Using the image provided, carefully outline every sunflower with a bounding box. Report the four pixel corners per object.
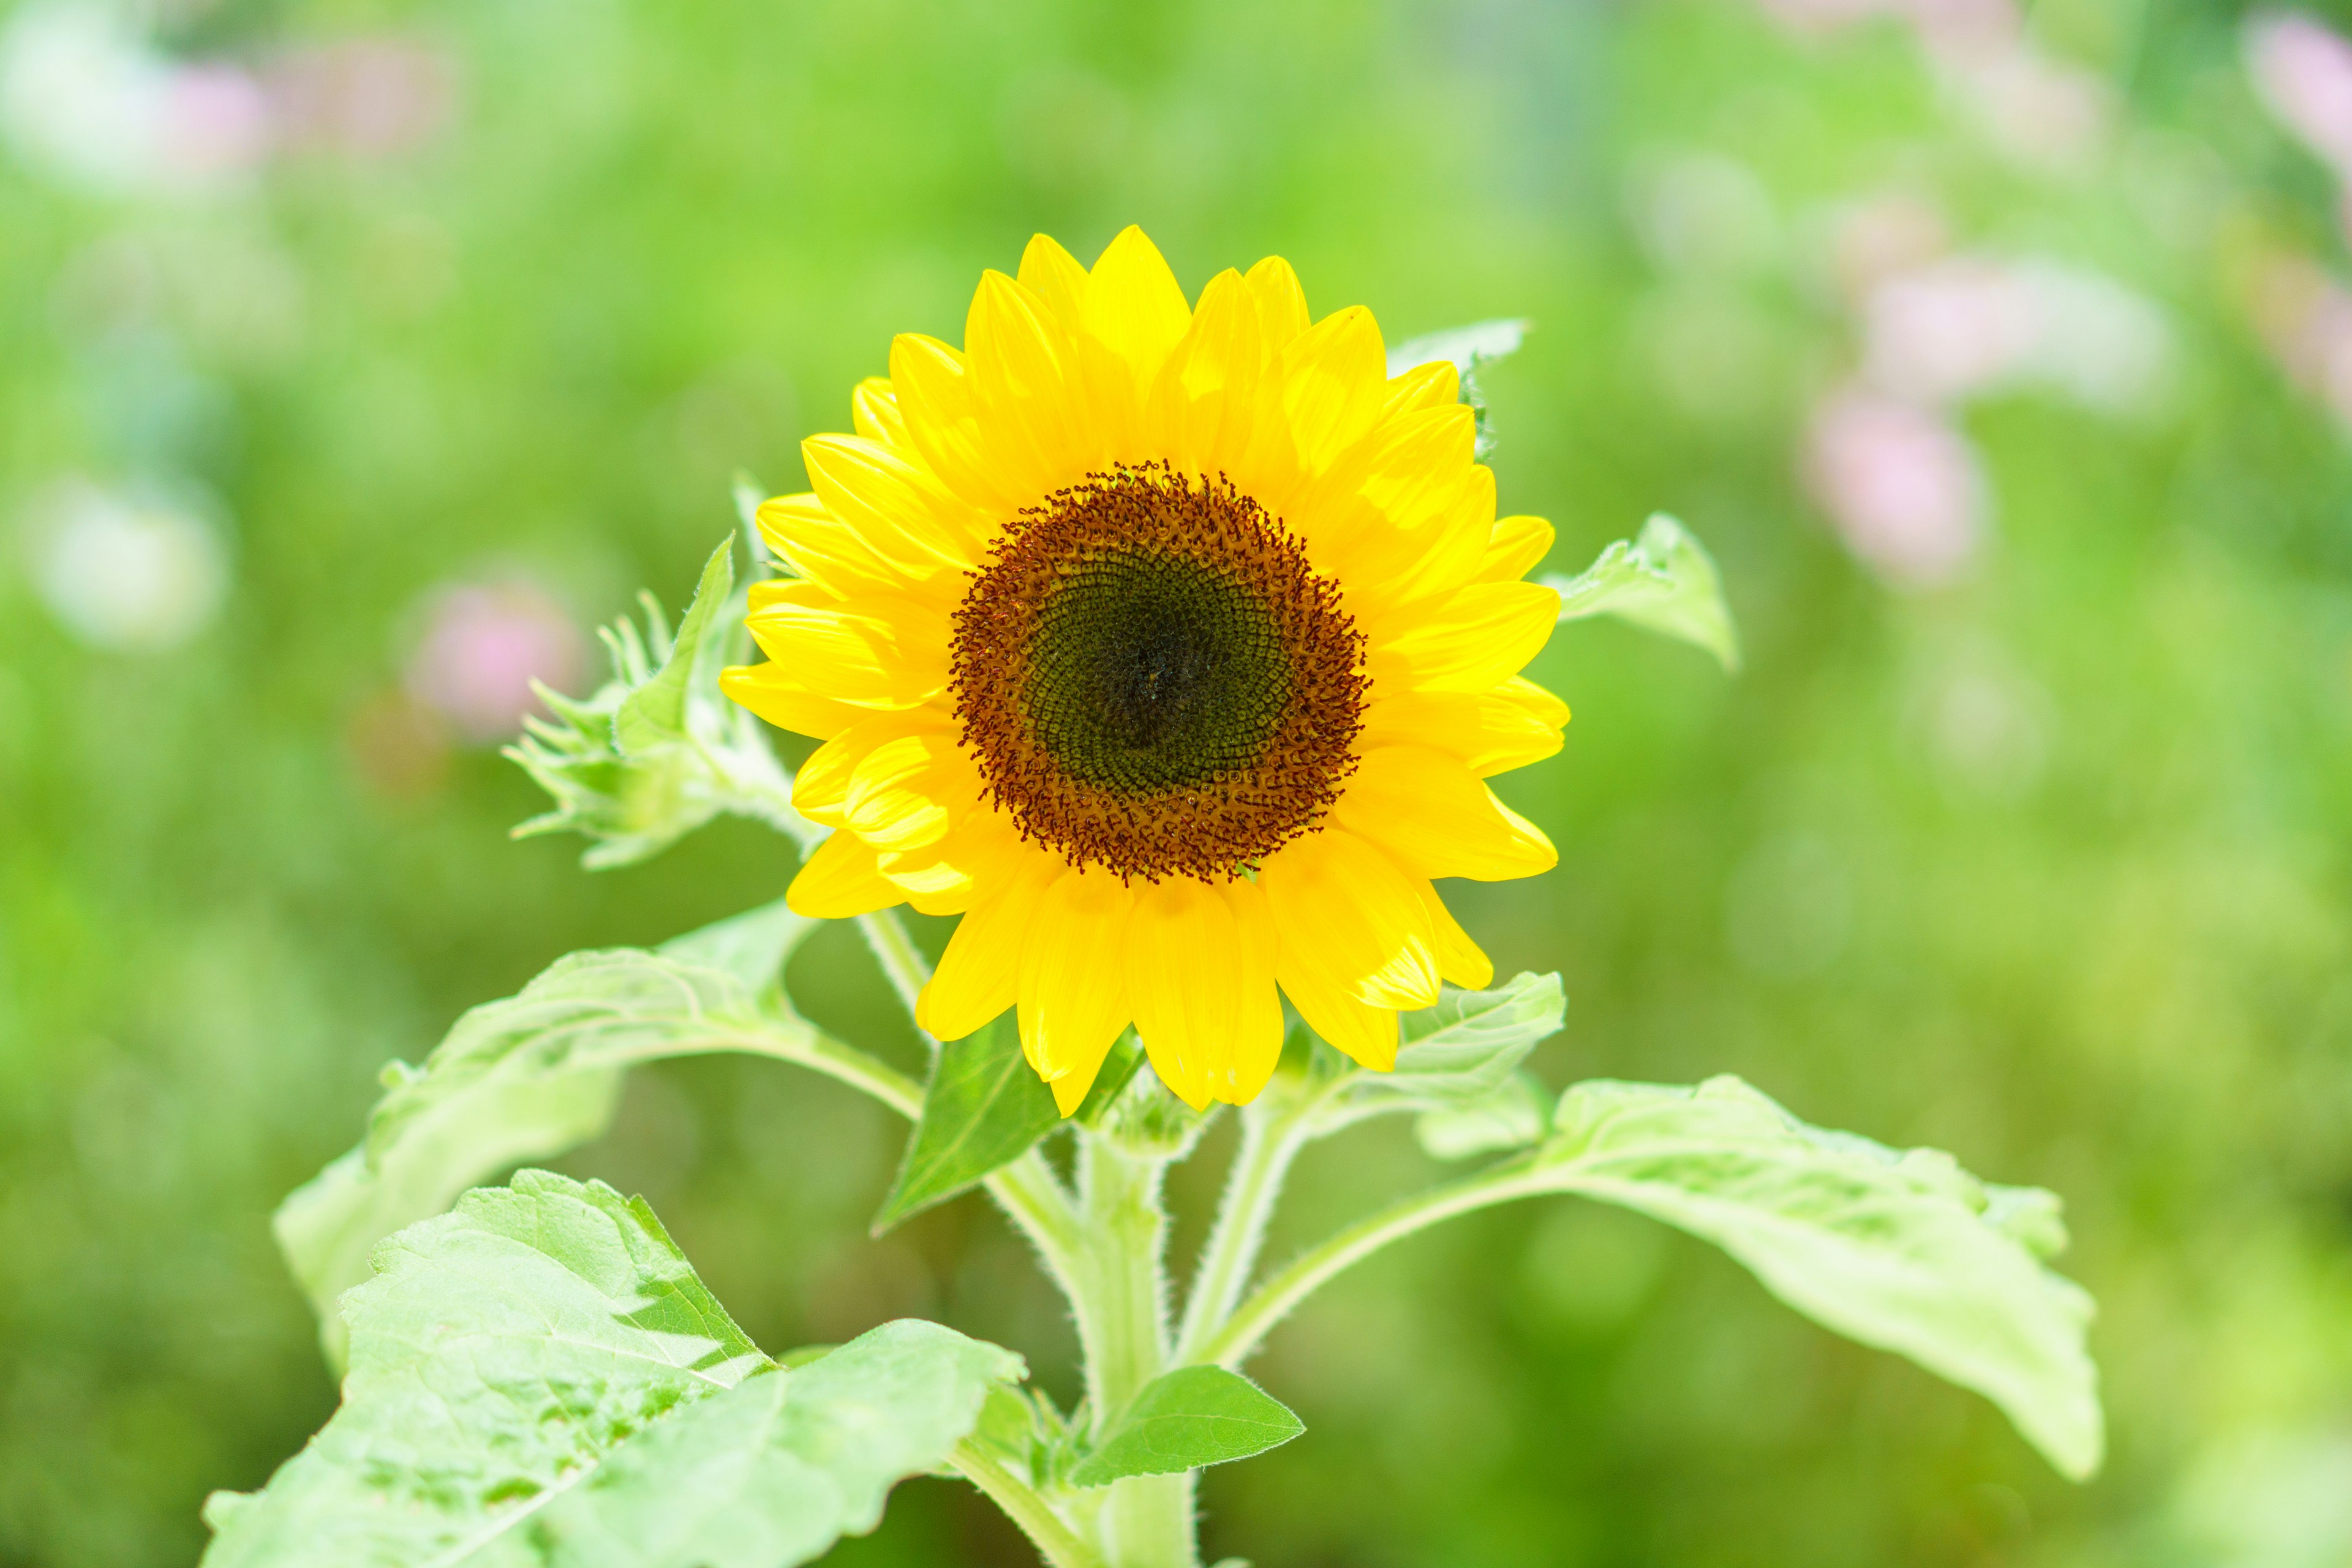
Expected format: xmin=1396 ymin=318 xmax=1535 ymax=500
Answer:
xmin=722 ymin=228 xmax=1567 ymax=1114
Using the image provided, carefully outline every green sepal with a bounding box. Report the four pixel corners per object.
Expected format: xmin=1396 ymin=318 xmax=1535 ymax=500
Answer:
xmin=1068 ymin=1366 xmax=1303 ymax=1487
xmin=1313 ymin=973 xmax=1566 ymax=1134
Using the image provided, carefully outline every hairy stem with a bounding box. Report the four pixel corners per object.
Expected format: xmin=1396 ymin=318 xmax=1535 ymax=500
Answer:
xmin=952 ymin=1440 xmax=1101 ymax=1568
xmin=1076 ymin=1135 xmax=1197 ymax=1568
xmin=1195 ymin=1154 xmax=1547 ymax=1370
xmin=1172 ymin=1094 xmax=1314 ymax=1363
xmin=858 ymin=907 xmax=941 ymax=1052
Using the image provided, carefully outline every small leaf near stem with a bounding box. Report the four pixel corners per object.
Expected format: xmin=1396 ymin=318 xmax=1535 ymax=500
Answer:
xmin=1069 ymin=1366 xmax=1302 ymax=1487
xmin=1542 ymin=513 xmax=1741 ymax=672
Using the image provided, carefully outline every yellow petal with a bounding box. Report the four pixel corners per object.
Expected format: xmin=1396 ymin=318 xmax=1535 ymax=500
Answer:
xmin=1369 ymin=578 xmax=1559 ymax=693
xmin=1128 ymin=876 xmax=1244 ymax=1111
xmin=1279 ymin=304 xmax=1390 ymax=478
xmin=1382 ymin=360 xmax=1460 ymax=418
xmin=1018 ymin=233 xmax=1091 ymax=331
xmin=1258 ymin=828 xmax=1441 ymax=1009
xmin=1084 ymin=225 xmax=1193 ymax=389
xmin=1406 ymin=869 xmax=1492 ymax=989
xmin=882 ymin=812 xmax=1030 ymax=916
xmin=888 ymin=333 xmax=1031 ymax=518
xmin=1474 ymin=514 xmax=1554 ymax=583
xmin=1275 ymin=952 xmax=1399 ymax=1071
xmin=1018 ymin=863 xmax=1134 ymax=1112
xmin=967 ymin=269 xmax=1095 ymax=495
xmin=753 ymin=492 xmax=953 ymax=603
xmin=791 ymin=711 xmax=913 ymax=827
xmin=843 ymin=728 xmax=981 ymax=852
xmin=745 ymin=591 xmax=948 ymax=709
xmin=1244 ymin=255 xmax=1310 ymax=349
xmin=1149 ymin=268 xmax=1272 ymax=475
xmin=720 ymin=663 xmax=867 ymax=741
xmin=1336 ymin=745 xmax=1559 ymax=882
xmin=786 ymin=829 xmax=903 ymax=919
xmin=802 ymin=433 xmax=989 ymax=571
xmin=851 ymin=378 xmax=910 ymax=450
xmin=1218 ymin=876 xmax=1286 ymax=1104
xmin=918 ymin=845 xmax=1060 ymax=1039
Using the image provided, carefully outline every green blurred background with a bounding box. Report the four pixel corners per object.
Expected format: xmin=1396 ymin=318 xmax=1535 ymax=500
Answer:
xmin=7 ymin=0 xmax=2352 ymax=1562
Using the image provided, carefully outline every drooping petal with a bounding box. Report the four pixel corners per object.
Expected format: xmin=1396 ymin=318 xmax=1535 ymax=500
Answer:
xmin=1275 ymin=951 xmax=1400 ymax=1071
xmin=1218 ymin=876 xmax=1286 ymax=1103
xmin=1336 ymin=745 xmax=1559 ymax=882
xmin=881 ymin=811 xmax=1030 ymax=916
xmin=1128 ymin=875 xmax=1245 ymax=1110
xmin=1018 ymin=863 xmax=1135 ymax=1113
xmin=918 ymin=845 xmax=1060 ymax=1039
xmin=843 ymin=728 xmax=983 ymax=852
xmin=1257 ymin=827 xmax=1441 ymax=1009
xmin=786 ymin=829 xmax=903 ymax=919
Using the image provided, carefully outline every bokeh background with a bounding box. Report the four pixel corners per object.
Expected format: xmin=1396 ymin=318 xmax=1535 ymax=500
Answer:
xmin=7 ymin=0 xmax=2352 ymax=1562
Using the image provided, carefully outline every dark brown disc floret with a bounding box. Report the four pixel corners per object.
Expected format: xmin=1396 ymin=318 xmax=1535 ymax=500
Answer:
xmin=949 ymin=463 xmax=1368 ymax=883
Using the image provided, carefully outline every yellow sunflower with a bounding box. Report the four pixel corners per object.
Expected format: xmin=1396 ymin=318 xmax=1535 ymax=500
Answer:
xmin=722 ymin=227 xmax=1567 ymax=1114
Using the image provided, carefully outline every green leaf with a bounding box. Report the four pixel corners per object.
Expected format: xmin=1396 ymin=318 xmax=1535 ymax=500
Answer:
xmin=1385 ymin=317 xmax=1530 ymax=459
xmin=615 ymin=538 xmax=733 ymax=755
xmin=1315 ymin=973 xmax=1565 ymax=1131
xmin=206 ymin=1170 xmax=770 ymax=1566
xmin=209 ymin=1174 xmax=1024 ymax=1567
xmin=1415 ymin=1071 xmax=1548 ymax=1160
xmin=1544 ymin=513 xmax=1741 ymax=671
xmin=1530 ymin=1076 xmax=2101 ymax=1478
xmin=1068 ymin=1366 xmax=1303 ymax=1487
xmin=508 ymin=535 xmax=811 ymax=869
xmin=276 ymin=901 xmax=821 ymax=1365
xmin=527 ymin=1320 xmax=1025 ymax=1567
xmin=872 ymin=1018 xmax=1144 ymax=1232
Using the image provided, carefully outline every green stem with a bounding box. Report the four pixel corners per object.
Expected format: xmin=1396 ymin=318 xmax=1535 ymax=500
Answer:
xmin=952 ymin=1440 xmax=1100 ymax=1568
xmin=1172 ymin=1095 xmax=1313 ymax=1363
xmin=1077 ymin=1134 xmax=1197 ymax=1568
xmin=858 ymin=908 xmax=942 ymax=1055
xmin=1194 ymin=1154 xmax=1547 ymax=1370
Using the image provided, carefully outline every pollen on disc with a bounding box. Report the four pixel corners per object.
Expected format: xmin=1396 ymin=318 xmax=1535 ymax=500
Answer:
xmin=950 ymin=463 xmax=1368 ymax=883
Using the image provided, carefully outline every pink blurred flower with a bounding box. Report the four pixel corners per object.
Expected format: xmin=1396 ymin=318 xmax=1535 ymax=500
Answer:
xmin=2244 ymin=250 xmax=2352 ymax=426
xmin=266 ymin=39 xmax=453 ymax=159
xmin=160 ymin=63 xmax=271 ymax=178
xmin=1804 ymin=389 xmax=1987 ymax=589
xmin=402 ymin=581 xmax=582 ymax=745
xmin=2245 ymin=12 xmax=2352 ymax=178
xmin=1860 ymin=256 xmax=2169 ymax=411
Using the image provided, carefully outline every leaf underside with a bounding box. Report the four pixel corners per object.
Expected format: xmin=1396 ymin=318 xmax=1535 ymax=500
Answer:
xmin=1532 ymin=1076 xmax=2102 ymax=1478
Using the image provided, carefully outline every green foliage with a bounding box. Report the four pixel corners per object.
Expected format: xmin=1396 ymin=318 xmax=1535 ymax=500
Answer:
xmin=873 ymin=1022 xmax=1144 ymax=1232
xmin=518 ymin=1321 xmax=1024 ymax=1568
xmin=1546 ymin=514 xmax=1741 ymax=671
xmin=1530 ymin=1076 xmax=2100 ymax=1479
xmin=1068 ymin=1368 xmax=1303 ymax=1487
xmin=1312 ymin=973 xmax=1566 ymax=1131
xmin=206 ymin=1171 xmax=772 ymax=1565
xmin=211 ymin=1174 xmax=1019 ymax=1567
xmin=1412 ymin=1071 xmax=1548 ymax=1160
xmin=275 ymin=901 xmax=821 ymax=1364
xmin=508 ymin=538 xmax=807 ymax=869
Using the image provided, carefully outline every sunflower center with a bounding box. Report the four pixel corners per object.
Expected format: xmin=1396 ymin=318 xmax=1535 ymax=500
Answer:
xmin=951 ymin=464 xmax=1367 ymax=882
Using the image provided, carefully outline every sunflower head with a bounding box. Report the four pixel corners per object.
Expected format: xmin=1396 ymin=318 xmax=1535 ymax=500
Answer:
xmin=723 ymin=227 xmax=1567 ymax=1114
